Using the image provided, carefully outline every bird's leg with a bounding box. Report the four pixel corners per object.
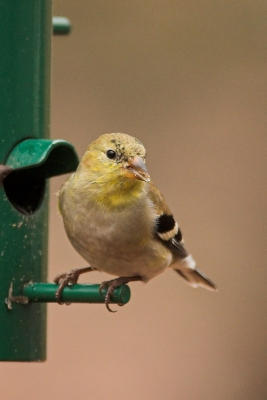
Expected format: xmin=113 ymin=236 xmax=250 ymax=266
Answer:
xmin=54 ymin=266 xmax=95 ymax=304
xmin=99 ymin=275 xmax=142 ymax=312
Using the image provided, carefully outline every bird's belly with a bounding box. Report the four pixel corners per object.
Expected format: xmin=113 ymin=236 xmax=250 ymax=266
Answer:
xmin=64 ymin=205 xmax=171 ymax=281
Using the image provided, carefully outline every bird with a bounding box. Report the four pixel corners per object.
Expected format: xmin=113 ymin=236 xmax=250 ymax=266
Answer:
xmin=54 ymin=132 xmax=216 ymax=311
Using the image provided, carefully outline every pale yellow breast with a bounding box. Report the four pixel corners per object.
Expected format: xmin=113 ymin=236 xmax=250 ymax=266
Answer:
xmin=59 ymin=176 xmax=172 ymax=280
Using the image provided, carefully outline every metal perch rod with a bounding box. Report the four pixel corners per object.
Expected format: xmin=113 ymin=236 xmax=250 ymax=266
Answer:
xmin=22 ymin=282 xmax=131 ymax=305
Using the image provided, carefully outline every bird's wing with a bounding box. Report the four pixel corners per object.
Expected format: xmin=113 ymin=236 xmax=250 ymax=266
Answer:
xmin=148 ymin=183 xmax=217 ymax=291
xmin=148 ymin=183 xmax=188 ymax=259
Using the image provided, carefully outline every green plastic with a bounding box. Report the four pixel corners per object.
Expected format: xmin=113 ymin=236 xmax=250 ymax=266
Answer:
xmin=53 ymin=16 xmax=71 ymax=35
xmin=6 ymin=139 xmax=79 ymax=177
xmin=22 ymin=283 xmax=131 ymax=304
xmin=0 ymin=0 xmax=53 ymax=362
xmin=3 ymin=139 xmax=79 ymax=215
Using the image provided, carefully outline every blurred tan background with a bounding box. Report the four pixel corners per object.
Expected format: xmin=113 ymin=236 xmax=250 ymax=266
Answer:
xmin=1 ymin=1 xmax=266 ymax=399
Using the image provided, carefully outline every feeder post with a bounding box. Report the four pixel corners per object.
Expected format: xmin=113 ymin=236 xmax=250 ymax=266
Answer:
xmin=0 ymin=0 xmax=52 ymax=361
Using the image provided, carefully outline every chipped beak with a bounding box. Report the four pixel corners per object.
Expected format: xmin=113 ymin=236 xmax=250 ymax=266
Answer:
xmin=124 ymin=156 xmax=150 ymax=182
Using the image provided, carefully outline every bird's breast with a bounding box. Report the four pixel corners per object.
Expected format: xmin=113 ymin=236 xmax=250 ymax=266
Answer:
xmin=59 ymin=184 xmax=172 ymax=280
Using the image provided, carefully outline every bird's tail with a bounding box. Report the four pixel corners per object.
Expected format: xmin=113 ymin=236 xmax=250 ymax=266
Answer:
xmin=174 ymin=255 xmax=217 ymax=291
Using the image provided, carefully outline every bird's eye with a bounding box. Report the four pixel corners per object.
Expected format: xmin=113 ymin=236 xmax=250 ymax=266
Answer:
xmin=106 ymin=149 xmax=116 ymax=159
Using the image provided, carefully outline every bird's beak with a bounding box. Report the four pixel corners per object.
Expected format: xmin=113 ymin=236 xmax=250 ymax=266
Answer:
xmin=124 ymin=156 xmax=150 ymax=182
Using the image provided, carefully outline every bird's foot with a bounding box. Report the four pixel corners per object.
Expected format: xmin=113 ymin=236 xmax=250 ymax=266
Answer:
xmin=99 ymin=275 xmax=142 ymax=313
xmin=54 ymin=266 xmax=94 ymax=304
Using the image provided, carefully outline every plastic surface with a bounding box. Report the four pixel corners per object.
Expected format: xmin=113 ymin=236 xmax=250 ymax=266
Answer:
xmin=6 ymin=139 xmax=79 ymax=177
xmin=0 ymin=0 xmax=52 ymax=361
xmin=3 ymin=139 xmax=79 ymax=214
xmin=53 ymin=16 xmax=71 ymax=35
xmin=23 ymin=283 xmax=131 ymax=305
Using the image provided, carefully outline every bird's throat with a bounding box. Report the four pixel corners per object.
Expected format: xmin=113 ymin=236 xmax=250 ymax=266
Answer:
xmin=93 ymin=177 xmax=145 ymax=210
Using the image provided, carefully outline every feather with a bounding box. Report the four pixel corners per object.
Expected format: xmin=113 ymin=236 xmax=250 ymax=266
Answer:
xmin=175 ymin=267 xmax=217 ymax=291
xmin=148 ymin=183 xmax=187 ymax=258
xmin=148 ymin=183 xmax=216 ymax=290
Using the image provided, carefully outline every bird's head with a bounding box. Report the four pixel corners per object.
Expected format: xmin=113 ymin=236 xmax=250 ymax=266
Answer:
xmin=79 ymin=133 xmax=150 ymax=185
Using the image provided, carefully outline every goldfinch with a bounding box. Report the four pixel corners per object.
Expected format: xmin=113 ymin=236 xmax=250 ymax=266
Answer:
xmin=55 ymin=133 xmax=216 ymax=311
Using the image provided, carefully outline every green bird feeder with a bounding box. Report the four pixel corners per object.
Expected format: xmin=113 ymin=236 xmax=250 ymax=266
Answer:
xmin=0 ymin=0 xmax=130 ymax=362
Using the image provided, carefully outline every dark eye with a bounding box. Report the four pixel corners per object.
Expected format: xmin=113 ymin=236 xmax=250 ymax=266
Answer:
xmin=106 ymin=149 xmax=116 ymax=159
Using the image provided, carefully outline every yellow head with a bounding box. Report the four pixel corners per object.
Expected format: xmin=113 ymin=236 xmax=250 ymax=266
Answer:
xmin=77 ymin=133 xmax=150 ymax=208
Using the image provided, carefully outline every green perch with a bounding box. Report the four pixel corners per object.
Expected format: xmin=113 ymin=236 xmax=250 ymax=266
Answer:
xmin=52 ymin=16 xmax=71 ymax=35
xmin=21 ymin=282 xmax=131 ymax=305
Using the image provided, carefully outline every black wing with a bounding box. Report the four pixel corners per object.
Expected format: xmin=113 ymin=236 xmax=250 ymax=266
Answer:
xmin=155 ymin=213 xmax=188 ymax=259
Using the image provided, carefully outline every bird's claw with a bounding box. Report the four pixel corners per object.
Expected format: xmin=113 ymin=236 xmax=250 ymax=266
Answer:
xmin=54 ymin=269 xmax=80 ymax=304
xmin=100 ymin=278 xmax=133 ymax=312
xmin=99 ymin=280 xmax=119 ymax=312
xmin=54 ymin=266 xmax=94 ymax=304
xmin=99 ymin=276 xmax=142 ymax=312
